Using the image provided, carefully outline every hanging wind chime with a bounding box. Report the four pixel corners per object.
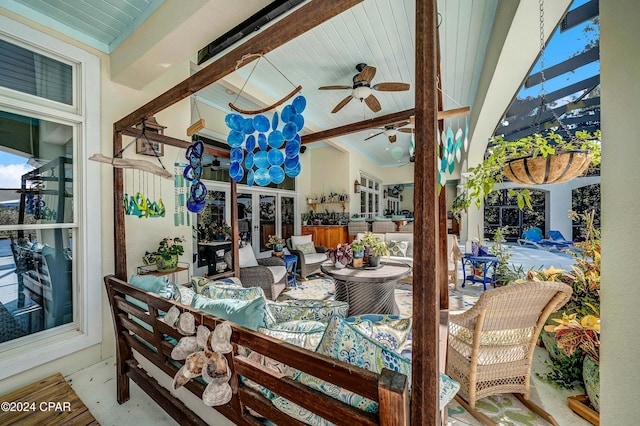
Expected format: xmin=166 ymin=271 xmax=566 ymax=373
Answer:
xmin=223 ymin=53 xmax=306 ymax=186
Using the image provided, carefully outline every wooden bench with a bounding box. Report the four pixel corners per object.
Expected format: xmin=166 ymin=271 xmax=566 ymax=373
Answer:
xmin=105 ymin=275 xmax=410 ymax=426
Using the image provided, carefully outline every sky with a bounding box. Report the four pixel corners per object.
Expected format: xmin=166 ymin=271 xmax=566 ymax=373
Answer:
xmin=0 ymin=151 xmax=31 ymax=185
xmin=517 ymin=0 xmax=599 ymax=102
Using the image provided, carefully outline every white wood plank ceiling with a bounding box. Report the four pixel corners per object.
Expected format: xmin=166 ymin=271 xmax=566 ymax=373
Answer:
xmin=199 ymin=0 xmax=499 ymax=167
xmin=3 ymin=0 xmax=499 ymax=167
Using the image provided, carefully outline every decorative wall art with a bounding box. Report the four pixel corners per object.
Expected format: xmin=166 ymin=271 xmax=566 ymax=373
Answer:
xmin=184 ymin=140 xmax=207 ymax=213
xmin=437 ymin=116 xmax=469 ymax=191
xmin=123 ymin=169 xmax=166 ymax=218
xmin=174 ymin=162 xmax=191 ymax=226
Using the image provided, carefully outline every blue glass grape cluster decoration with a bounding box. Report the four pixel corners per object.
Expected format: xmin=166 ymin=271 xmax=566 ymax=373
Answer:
xmin=225 ymin=95 xmax=306 ymax=186
xmin=184 ymin=140 xmax=208 ymax=213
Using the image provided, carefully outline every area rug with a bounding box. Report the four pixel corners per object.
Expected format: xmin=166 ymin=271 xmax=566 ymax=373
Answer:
xmin=279 ymin=275 xmax=567 ymax=426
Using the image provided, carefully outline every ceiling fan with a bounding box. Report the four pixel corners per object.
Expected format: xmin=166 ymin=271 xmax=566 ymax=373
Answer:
xmin=319 ymin=63 xmax=410 ymax=114
xmin=201 ymin=154 xmax=230 ymax=171
xmin=365 ymin=121 xmax=413 ymax=143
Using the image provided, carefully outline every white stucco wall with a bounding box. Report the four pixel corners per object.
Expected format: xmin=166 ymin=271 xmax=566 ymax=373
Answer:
xmin=600 ymin=0 xmax=640 ymax=422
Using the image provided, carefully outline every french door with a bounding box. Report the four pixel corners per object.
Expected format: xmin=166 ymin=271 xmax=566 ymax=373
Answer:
xmin=238 ymin=190 xmax=296 ymax=258
xmin=198 ymin=183 xmax=297 ymax=261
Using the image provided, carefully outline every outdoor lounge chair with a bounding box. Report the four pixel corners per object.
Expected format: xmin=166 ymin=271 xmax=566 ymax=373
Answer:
xmin=517 ymin=227 xmax=545 ymax=249
xmin=542 ymin=230 xmax=575 ymax=249
xmin=446 ymin=281 xmax=572 ymax=426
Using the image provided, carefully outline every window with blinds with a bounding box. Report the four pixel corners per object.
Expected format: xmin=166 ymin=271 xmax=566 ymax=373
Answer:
xmin=0 ymin=38 xmax=73 ymax=105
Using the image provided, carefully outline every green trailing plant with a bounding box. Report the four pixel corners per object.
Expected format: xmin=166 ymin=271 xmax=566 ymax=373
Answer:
xmin=451 ymin=193 xmax=470 ymax=222
xmin=369 ymin=240 xmax=389 ymax=257
xmin=465 ymin=131 xmax=601 ymax=209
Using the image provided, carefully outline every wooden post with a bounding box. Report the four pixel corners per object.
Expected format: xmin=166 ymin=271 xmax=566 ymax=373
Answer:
xmin=113 ymin=130 xmax=127 ymax=280
xmin=413 ymin=0 xmax=441 ymax=424
xmin=435 ymin=29 xmax=449 ymax=311
xmin=378 ymin=369 xmax=410 ymax=426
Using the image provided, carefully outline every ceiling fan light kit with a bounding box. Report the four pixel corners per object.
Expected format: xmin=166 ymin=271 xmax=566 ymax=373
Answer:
xmin=319 ymin=63 xmax=410 ymax=114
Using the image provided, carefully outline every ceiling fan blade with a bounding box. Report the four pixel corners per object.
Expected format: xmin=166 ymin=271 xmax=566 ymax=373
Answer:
xmin=388 ymin=134 xmax=397 ymax=143
xmin=364 ymin=131 xmax=384 ymax=141
xmin=364 ymin=94 xmax=382 ymax=113
xmin=332 ymin=95 xmax=353 ymax=113
xmin=319 ymin=85 xmax=352 ymax=90
xmin=372 ymin=82 xmax=410 ymax=91
xmin=356 ymin=65 xmax=376 ymax=82
xmin=397 ymin=128 xmax=414 ymax=134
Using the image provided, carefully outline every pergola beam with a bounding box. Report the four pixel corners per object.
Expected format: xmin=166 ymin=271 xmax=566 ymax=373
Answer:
xmin=507 ymin=75 xmax=600 ymax=117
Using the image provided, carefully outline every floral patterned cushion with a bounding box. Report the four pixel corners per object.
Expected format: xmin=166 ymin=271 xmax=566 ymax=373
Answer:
xmin=191 ymin=276 xmax=241 ymax=294
xmin=289 ymin=315 xmax=412 ymax=417
xmin=258 ymin=320 xmax=326 ymax=351
xmin=203 ymin=284 xmax=265 ymax=301
xmin=346 ymin=314 xmax=412 ymax=351
xmin=271 ymin=396 xmax=335 ymax=426
xmin=263 ymin=299 xmax=349 ymax=327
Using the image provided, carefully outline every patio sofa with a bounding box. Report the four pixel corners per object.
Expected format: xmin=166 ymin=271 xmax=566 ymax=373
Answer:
xmin=105 ymin=274 xmax=459 ymax=425
xmin=355 ymin=232 xmax=415 ymax=266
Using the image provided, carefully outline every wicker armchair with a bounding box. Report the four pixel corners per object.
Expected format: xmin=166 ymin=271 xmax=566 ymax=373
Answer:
xmin=446 ymin=281 xmax=572 ymax=426
xmin=286 ymin=236 xmax=328 ymax=280
xmin=347 ymin=220 xmax=369 ymax=236
xmin=447 ymin=234 xmax=463 ymax=289
xmin=371 ymin=220 xmax=397 ymax=233
xmin=223 ymin=250 xmax=286 ymax=301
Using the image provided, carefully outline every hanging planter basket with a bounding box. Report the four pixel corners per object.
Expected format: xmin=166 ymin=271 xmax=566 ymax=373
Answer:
xmin=503 ymin=150 xmax=592 ymax=185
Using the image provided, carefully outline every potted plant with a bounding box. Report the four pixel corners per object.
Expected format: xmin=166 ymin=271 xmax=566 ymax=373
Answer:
xmin=327 ymin=243 xmax=353 ymax=268
xmin=149 ymin=236 xmax=186 ymax=271
xmin=451 ymin=192 xmax=470 ymax=224
xmin=211 ymin=220 xmax=231 ymax=241
xmin=367 ymin=240 xmax=389 ymax=267
xmin=465 ymin=131 xmax=601 ymax=209
xmin=266 ymin=234 xmax=285 ymax=252
xmin=351 ymin=240 xmax=366 ymax=258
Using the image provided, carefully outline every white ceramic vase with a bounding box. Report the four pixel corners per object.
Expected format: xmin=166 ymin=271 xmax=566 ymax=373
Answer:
xmin=334 ymin=260 xmax=346 ymax=269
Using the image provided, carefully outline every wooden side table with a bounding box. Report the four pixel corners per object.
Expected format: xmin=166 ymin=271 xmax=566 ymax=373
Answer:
xmin=136 ymin=263 xmax=191 ymax=285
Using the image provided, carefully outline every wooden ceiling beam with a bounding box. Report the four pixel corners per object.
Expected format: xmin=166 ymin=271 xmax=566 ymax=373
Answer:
xmin=114 ymin=0 xmax=364 ymax=133
xmin=301 ymin=109 xmax=413 ymax=145
xmin=301 ymin=106 xmax=469 ymax=145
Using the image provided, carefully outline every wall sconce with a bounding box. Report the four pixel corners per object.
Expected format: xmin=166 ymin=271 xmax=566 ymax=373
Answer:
xmin=354 ymin=180 xmax=361 ymax=193
xmin=383 ymin=189 xmax=388 ymax=199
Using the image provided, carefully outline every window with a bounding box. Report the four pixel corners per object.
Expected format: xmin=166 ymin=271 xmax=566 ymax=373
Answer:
xmin=359 ymin=174 xmax=382 ymax=218
xmin=0 ymin=16 xmax=101 ymax=379
xmin=484 ymin=189 xmax=546 ymax=241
